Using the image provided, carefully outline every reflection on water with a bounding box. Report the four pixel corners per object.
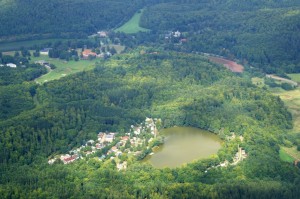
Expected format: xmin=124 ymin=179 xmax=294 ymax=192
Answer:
xmin=146 ymin=127 xmax=221 ymax=168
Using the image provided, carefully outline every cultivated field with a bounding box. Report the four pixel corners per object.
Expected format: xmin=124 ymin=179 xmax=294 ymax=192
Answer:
xmin=115 ymin=10 xmax=150 ymax=34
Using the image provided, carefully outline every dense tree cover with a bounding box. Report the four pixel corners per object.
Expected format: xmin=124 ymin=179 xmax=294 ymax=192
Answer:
xmin=1 ymin=0 xmax=299 ymax=73
xmin=139 ymin=0 xmax=300 ymax=73
xmin=0 ymin=53 xmax=47 ymax=85
xmin=0 ymin=49 xmax=299 ymax=198
xmin=0 ymin=0 xmax=147 ymax=40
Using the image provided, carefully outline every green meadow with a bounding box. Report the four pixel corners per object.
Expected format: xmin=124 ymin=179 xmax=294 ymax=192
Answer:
xmin=115 ymin=10 xmax=150 ymax=34
xmin=31 ymin=55 xmax=100 ymax=84
xmin=288 ymin=73 xmax=300 ymax=83
xmin=279 ymin=148 xmax=295 ymax=163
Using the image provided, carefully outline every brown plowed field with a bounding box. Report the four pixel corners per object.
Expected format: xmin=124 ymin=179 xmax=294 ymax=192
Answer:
xmin=209 ymin=56 xmax=244 ymax=73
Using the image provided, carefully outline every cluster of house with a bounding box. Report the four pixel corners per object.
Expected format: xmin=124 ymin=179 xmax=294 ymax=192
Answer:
xmin=0 ymin=63 xmax=17 ymax=68
xmin=163 ymin=30 xmax=187 ymax=43
xmin=48 ymin=118 xmax=161 ymax=170
xmin=81 ymin=49 xmax=112 ymax=59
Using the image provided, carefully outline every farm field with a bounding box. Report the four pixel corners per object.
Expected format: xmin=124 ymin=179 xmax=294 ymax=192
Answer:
xmin=31 ymin=55 xmax=100 ymax=84
xmin=115 ymin=10 xmax=150 ymax=34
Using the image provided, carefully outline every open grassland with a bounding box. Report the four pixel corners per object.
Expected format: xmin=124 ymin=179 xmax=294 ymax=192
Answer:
xmin=279 ymin=148 xmax=295 ymax=162
xmin=115 ymin=10 xmax=150 ymax=34
xmin=282 ymin=147 xmax=300 ymax=161
xmin=288 ymin=73 xmax=300 ymax=83
xmin=274 ymin=88 xmax=300 ymax=133
xmin=251 ymin=77 xmax=265 ymax=88
xmin=0 ymin=39 xmax=67 ymax=52
xmin=31 ymin=55 xmax=99 ymax=84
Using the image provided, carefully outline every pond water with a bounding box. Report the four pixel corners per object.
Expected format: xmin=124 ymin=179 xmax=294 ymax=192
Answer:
xmin=145 ymin=127 xmax=221 ymax=168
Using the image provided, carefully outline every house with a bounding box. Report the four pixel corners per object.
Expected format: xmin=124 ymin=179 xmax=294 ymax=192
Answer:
xmin=180 ymin=38 xmax=187 ymax=43
xmin=86 ymin=140 xmax=95 ymax=146
xmin=35 ymin=60 xmax=49 ymax=66
xmin=60 ymin=154 xmax=78 ymax=164
xmin=117 ymin=161 xmax=127 ymax=171
xmin=48 ymin=158 xmax=56 ymax=165
xmin=97 ymin=31 xmax=108 ymax=38
xmin=40 ymin=48 xmax=52 ymax=55
xmin=105 ymin=133 xmax=115 ymax=143
xmin=173 ymin=30 xmax=181 ymax=38
xmin=96 ymin=143 xmax=103 ymax=149
xmin=121 ymin=136 xmax=129 ymax=142
xmin=111 ymin=146 xmax=118 ymax=152
xmin=82 ymin=49 xmax=97 ymax=59
xmin=6 ymin=63 xmax=17 ymax=68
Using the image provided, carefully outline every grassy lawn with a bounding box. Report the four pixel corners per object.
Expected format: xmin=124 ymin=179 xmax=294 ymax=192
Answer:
xmin=273 ymin=87 xmax=300 ymax=133
xmin=0 ymin=39 xmax=67 ymax=52
xmin=288 ymin=73 xmax=300 ymax=83
xmin=31 ymin=55 xmax=100 ymax=84
xmin=281 ymin=146 xmax=300 ymax=160
xmin=251 ymin=77 xmax=265 ymax=87
xmin=279 ymin=148 xmax=295 ymax=162
xmin=115 ymin=10 xmax=150 ymax=34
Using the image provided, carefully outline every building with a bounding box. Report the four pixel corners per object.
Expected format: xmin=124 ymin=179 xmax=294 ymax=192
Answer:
xmin=104 ymin=133 xmax=115 ymax=143
xmin=40 ymin=48 xmax=52 ymax=55
xmin=82 ymin=49 xmax=97 ymax=59
xmin=6 ymin=63 xmax=17 ymax=68
xmin=97 ymin=31 xmax=108 ymax=38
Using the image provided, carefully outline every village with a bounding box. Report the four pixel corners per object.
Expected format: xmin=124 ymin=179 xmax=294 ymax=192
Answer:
xmin=48 ymin=117 xmax=162 ymax=170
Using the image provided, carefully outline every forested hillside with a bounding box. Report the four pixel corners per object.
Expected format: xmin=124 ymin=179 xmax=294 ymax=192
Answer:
xmin=0 ymin=49 xmax=299 ymax=198
xmin=0 ymin=0 xmax=299 ymax=73
xmin=140 ymin=0 xmax=300 ymax=73
xmin=1 ymin=0 xmax=300 ymax=198
xmin=0 ymin=0 xmax=146 ymax=40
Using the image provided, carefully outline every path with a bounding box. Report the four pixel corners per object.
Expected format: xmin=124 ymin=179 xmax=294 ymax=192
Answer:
xmin=266 ymin=74 xmax=298 ymax=87
xmin=34 ymin=65 xmax=52 ymax=84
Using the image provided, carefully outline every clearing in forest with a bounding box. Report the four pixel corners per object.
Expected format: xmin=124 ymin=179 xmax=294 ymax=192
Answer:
xmin=31 ymin=55 xmax=99 ymax=84
xmin=209 ymin=56 xmax=244 ymax=73
xmin=115 ymin=10 xmax=150 ymax=34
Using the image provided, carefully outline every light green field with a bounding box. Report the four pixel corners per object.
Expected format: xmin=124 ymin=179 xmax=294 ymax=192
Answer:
xmin=273 ymin=87 xmax=300 ymax=133
xmin=31 ymin=55 xmax=99 ymax=84
xmin=115 ymin=10 xmax=150 ymax=34
xmin=288 ymin=73 xmax=300 ymax=83
xmin=282 ymin=146 xmax=300 ymax=160
xmin=0 ymin=39 xmax=67 ymax=52
xmin=251 ymin=77 xmax=265 ymax=87
xmin=279 ymin=148 xmax=295 ymax=162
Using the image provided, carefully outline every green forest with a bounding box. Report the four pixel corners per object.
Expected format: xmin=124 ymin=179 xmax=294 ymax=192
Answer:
xmin=1 ymin=0 xmax=300 ymax=198
xmin=1 ymin=49 xmax=299 ymax=198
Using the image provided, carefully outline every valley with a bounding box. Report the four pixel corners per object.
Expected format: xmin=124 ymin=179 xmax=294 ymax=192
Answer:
xmin=0 ymin=0 xmax=300 ymax=198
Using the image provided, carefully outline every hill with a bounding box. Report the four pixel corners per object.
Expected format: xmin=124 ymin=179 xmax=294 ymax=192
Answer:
xmin=0 ymin=0 xmax=145 ymax=41
xmin=0 ymin=49 xmax=299 ymax=198
xmin=140 ymin=0 xmax=300 ymax=73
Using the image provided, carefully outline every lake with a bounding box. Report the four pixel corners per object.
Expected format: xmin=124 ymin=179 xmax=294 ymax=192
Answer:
xmin=145 ymin=127 xmax=221 ymax=168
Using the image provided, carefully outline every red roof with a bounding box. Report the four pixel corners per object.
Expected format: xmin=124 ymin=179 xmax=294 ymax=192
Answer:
xmin=82 ymin=49 xmax=97 ymax=57
xmin=122 ymin=136 xmax=129 ymax=141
